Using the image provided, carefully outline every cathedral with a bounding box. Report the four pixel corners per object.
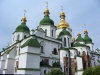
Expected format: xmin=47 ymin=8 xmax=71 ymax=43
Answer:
xmin=0 ymin=4 xmax=100 ymax=75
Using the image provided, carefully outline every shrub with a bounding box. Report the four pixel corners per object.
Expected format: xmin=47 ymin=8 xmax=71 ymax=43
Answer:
xmin=83 ymin=66 xmax=100 ymax=75
xmin=45 ymin=68 xmax=64 ymax=75
xmin=93 ymin=66 xmax=100 ymax=75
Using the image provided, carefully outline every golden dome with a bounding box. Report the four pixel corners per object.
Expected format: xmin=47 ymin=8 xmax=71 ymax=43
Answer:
xmin=57 ymin=19 xmax=69 ymax=28
xmin=21 ymin=16 xmax=27 ymax=23
xmin=77 ymin=32 xmax=81 ymax=37
xmin=44 ymin=8 xmax=49 ymax=13
xmin=60 ymin=12 xmax=65 ymax=16
xmin=84 ymin=29 xmax=88 ymax=35
xmin=44 ymin=8 xmax=50 ymax=16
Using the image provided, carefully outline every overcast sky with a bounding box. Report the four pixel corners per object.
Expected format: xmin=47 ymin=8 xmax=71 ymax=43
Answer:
xmin=0 ymin=0 xmax=100 ymax=50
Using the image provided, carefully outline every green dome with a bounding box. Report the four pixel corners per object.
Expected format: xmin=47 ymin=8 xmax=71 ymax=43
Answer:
xmin=58 ymin=29 xmax=71 ymax=37
xmin=72 ymin=43 xmax=86 ymax=47
xmin=15 ymin=22 xmax=30 ymax=33
xmin=40 ymin=15 xmax=54 ymax=25
xmin=84 ymin=35 xmax=92 ymax=44
xmin=76 ymin=35 xmax=84 ymax=42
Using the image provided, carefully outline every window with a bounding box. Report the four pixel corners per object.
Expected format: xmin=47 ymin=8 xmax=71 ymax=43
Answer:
xmin=15 ymin=61 xmax=19 ymax=72
xmin=52 ymin=30 xmax=53 ymax=37
xmin=17 ymin=34 xmax=20 ymax=40
xmin=64 ymin=38 xmax=66 ymax=47
xmin=24 ymin=35 xmax=26 ymax=39
xmin=67 ymin=37 xmax=70 ymax=47
xmin=52 ymin=48 xmax=58 ymax=55
xmin=45 ymin=29 xmax=47 ymax=36
xmin=41 ymin=46 xmax=43 ymax=53
xmin=40 ymin=41 xmax=45 ymax=53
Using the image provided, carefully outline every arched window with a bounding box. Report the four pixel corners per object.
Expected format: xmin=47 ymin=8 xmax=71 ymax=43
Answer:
xmin=52 ymin=48 xmax=58 ymax=55
xmin=17 ymin=35 xmax=20 ymax=40
xmin=67 ymin=37 xmax=70 ymax=47
xmin=45 ymin=29 xmax=47 ymax=36
xmin=40 ymin=41 xmax=45 ymax=53
xmin=41 ymin=46 xmax=43 ymax=53
xmin=24 ymin=35 xmax=26 ymax=39
xmin=64 ymin=38 xmax=66 ymax=46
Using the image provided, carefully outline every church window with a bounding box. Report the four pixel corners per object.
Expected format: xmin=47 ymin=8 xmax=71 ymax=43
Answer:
xmin=64 ymin=38 xmax=66 ymax=47
xmin=41 ymin=46 xmax=44 ymax=53
xmin=52 ymin=48 xmax=58 ymax=55
xmin=17 ymin=34 xmax=20 ymax=40
xmin=24 ymin=35 xmax=26 ymax=39
xmin=45 ymin=29 xmax=47 ymax=36
xmin=67 ymin=37 xmax=70 ymax=47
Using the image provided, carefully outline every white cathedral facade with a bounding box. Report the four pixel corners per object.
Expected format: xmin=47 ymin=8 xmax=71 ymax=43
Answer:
xmin=0 ymin=6 xmax=100 ymax=75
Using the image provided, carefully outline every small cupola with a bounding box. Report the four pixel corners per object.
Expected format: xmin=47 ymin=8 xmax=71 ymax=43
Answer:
xmin=39 ymin=2 xmax=54 ymax=26
xmin=76 ymin=32 xmax=84 ymax=43
xmin=15 ymin=16 xmax=30 ymax=34
xmin=57 ymin=6 xmax=69 ymax=29
xmin=84 ymin=30 xmax=92 ymax=44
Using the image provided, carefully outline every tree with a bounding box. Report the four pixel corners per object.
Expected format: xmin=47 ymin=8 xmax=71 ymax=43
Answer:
xmin=45 ymin=68 xmax=64 ymax=75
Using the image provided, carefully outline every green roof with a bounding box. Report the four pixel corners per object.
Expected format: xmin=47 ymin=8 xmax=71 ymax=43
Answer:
xmin=21 ymin=38 xmax=41 ymax=48
xmin=40 ymin=15 xmax=54 ymax=25
xmin=72 ymin=43 xmax=86 ymax=47
xmin=59 ymin=48 xmax=69 ymax=51
xmin=84 ymin=35 xmax=92 ymax=44
xmin=76 ymin=36 xmax=84 ymax=42
xmin=15 ymin=22 xmax=30 ymax=33
xmin=58 ymin=29 xmax=71 ymax=37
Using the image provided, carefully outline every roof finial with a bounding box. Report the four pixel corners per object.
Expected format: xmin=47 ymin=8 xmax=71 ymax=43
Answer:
xmin=44 ymin=2 xmax=50 ymax=16
xmin=21 ymin=9 xmax=27 ymax=23
xmin=46 ymin=2 xmax=48 ymax=8
xmin=61 ymin=5 xmax=63 ymax=12
xmin=60 ymin=5 xmax=65 ymax=20
xmin=84 ymin=24 xmax=88 ymax=35
xmin=24 ymin=9 xmax=27 ymax=16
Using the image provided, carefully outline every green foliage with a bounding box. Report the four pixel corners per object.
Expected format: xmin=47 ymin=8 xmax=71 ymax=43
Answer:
xmin=93 ymin=66 xmax=100 ymax=75
xmin=82 ymin=67 xmax=93 ymax=75
xmin=52 ymin=62 xmax=61 ymax=68
xmin=83 ymin=66 xmax=100 ymax=75
xmin=40 ymin=60 xmax=51 ymax=67
xmin=45 ymin=68 xmax=64 ymax=75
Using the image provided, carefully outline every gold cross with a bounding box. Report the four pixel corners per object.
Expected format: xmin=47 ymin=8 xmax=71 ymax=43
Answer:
xmin=61 ymin=5 xmax=63 ymax=12
xmin=84 ymin=24 xmax=86 ymax=30
xmin=46 ymin=2 xmax=48 ymax=8
xmin=24 ymin=9 xmax=27 ymax=16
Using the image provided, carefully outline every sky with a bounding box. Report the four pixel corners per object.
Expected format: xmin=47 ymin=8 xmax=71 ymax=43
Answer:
xmin=0 ymin=0 xmax=100 ymax=50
